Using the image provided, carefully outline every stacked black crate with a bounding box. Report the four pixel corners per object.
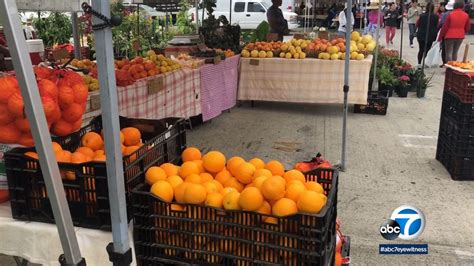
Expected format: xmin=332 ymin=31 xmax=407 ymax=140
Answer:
xmin=436 ymin=69 xmax=474 ymax=180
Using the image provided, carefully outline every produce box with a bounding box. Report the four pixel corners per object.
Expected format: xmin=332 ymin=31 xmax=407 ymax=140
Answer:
xmin=5 ymin=116 xmax=186 ymax=230
xmin=131 ymin=168 xmax=338 ymax=265
xmin=354 ymin=90 xmax=389 ymax=115
xmin=444 ymin=67 xmax=474 ymax=103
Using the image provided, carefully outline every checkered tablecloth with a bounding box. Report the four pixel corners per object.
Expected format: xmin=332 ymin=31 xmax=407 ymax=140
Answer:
xmin=200 ymin=55 xmax=240 ymax=121
xmin=238 ymin=56 xmax=372 ymax=105
xmin=117 ymin=68 xmax=201 ymax=120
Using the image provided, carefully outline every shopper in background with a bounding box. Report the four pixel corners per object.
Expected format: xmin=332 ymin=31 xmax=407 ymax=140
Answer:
xmin=396 ymin=2 xmax=404 ymax=29
xmin=437 ymin=3 xmax=446 ymax=19
xmin=438 ymin=0 xmax=471 ymax=62
xmin=439 ymin=1 xmax=454 ymax=65
xmin=384 ymin=3 xmax=400 ymax=46
xmin=416 ymin=2 xmax=439 ymax=64
xmin=325 ymin=4 xmax=338 ymax=27
xmin=23 ymin=19 xmax=36 ymax=40
xmin=407 ymin=1 xmax=422 ymax=48
xmin=267 ymin=0 xmax=289 ymax=41
xmin=364 ymin=5 xmax=383 ymax=36
xmin=338 ymin=4 xmax=355 ymax=35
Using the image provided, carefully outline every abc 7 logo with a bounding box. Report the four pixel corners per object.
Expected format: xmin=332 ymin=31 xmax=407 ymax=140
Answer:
xmin=380 ymin=205 xmax=425 ymax=240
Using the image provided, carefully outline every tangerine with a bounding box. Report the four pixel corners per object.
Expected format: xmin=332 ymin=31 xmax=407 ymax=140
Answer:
xmin=205 ymin=192 xmax=223 ymax=208
xmin=261 ymin=176 xmax=286 ymax=201
xmin=160 ymin=163 xmax=179 ymax=177
xmin=7 ymin=92 xmax=24 ymax=118
xmin=166 ymin=175 xmax=183 ymax=189
xmin=223 ymin=191 xmax=240 ymax=210
xmin=0 ymin=105 xmax=15 ymax=125
xmin=121 ymin=127 xmax=141 ymax=146
xmin=81 ymin=132 xmax=103 ymax=151
xmin=174 ymin=182 xmax=189 ymax=203
xmin=253 ymin=168 xmax=273 ymax=179
xmin=76 ymin=146 xmax=94 ymax=158
xmin=0 ymin=124 xmax=21 ymax=143
xmin=200 ymin=172 xmax=214 ymax=183
xmin=272 ymin=198 xmax=298 ymax=217
xmin=285 ymin=182 xmax=306 ymax=202
xmin=202 ymin=151 xmax=226 ymax=173
xmin=238 ymin=187 xmax=264 ymax=211
xmin=183 ymin=183 xmax=207 ymax=204
xmin=145 ymin=166 xmax=167 ymax=185
xmin=305 ymin=181 xmax=324 ymax=193
xmin=283 ymin=170 xmax=306 ymax=184
xmin=181 ymin=147 xmax=201 ymax=162
xmin=14 ymin=118 xmax=30 ymax=132
xmin=51 ymin=119 xmax=73 ymax=136
xmin=249 ymin=158 xmax=265 ymax=169
xmin=179 ymin=161 xmax=200 ymax=178
xmin=215 ymin=169 xmax=232 ymax=185
xmin=297 ymin=190 xmax=327 ymax=213
xmin=224 ymin=177 xmax=244 ymax=192
xmin=62 ymin=103 xmax=84 ymax=123
xmin=227 ymin=156 xmax=245 ymax=176
xmin=185 ymin=173 xmax=202 ymax=184
xmin=235 ymin=162 xmax=256 ymax=184
xmin=265 ymin=160 xmax=285 ymax=176
xmin=150 ymin=180 xmax=174 ymax=202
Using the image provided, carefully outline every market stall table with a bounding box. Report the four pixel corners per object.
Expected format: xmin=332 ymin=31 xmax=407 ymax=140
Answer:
xmin=117 ymin=68 xmax=201 ymax=120
xmin=0 ymin=202 xmax=136 ymax=266
xmin=238 ymin=56 xmax=372 ymax=104
xmin=200 ymin=55 xmax=240 ymax=121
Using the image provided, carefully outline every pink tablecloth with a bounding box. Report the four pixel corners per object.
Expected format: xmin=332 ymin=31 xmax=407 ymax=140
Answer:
xmin=200 ymin=55 xmax=240 ymax=121
xmin=117 ymin=68 xmax=201 ymax=120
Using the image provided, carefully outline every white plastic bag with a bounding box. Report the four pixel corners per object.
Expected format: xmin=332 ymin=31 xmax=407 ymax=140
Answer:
xmin=424 ymin=41 xmax=442 ymax=68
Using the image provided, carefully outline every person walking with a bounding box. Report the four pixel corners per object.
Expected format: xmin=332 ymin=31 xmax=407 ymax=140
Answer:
xmin=364 ymin=4 xmax=383 ymax=36
xmin=338 ymin=4 xmax=355 ymax=35
xmin=416 ymin=2 xmax=439 ymax=64
xmin=439 ymin=1 xmax=454 ymax=65
xmin=384 ymin=3 xmax=399 ymax=46
xmin=407 ymin=1 xmax=422 ymax=47
xmin=438 ymin=1 xmax=471 ymax=62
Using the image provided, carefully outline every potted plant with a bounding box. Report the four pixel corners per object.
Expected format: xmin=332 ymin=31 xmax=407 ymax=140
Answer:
xmin=417 ymin=72 xmax=433 ymax=98
xmin=377 ymin=65 xmax=397 ymax=97
xmin=407 ymin=68 xmax=420 ymax=92
xmin=396 ymin=75 xmax=410 ymax=97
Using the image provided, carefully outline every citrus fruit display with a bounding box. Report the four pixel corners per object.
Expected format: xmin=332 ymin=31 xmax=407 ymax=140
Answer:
xmin=147 ymin=147 xmax=329 ymax=217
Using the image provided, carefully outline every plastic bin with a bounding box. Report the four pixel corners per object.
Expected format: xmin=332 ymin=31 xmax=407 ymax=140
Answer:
xmin=444 ymin=67 xmax=474 ymax=103
xmin=436 ymin=139 xmax=474 ymax=181
xmin=354 ymin=90 xmax=389 ymax=115
xmin=131 ymin=168 xmax=338 ymax=265
xmin=5 ymin=116 xmax=186 ymax=230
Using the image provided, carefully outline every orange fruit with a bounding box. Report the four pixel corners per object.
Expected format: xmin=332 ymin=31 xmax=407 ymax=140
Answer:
xmin=223 ymin=191 xmax=240 ymax=210
xmin=7 ymin=92 xmax=24 ymax=118
xmin=51 ymin=119 xmax=73 ymax=137
xmin=215 ymin=169 xmax=232 ymax=185
xmin=94 ymin=150 xmax=105 ymax=156
xmin=73 ymin=83 xmax=89 ymax=104
xmin=14 ymin=118 xmax=30 ymax=132
xmin=221 ymin=187 xmax=237 ymax=196
xmin=160 ymin=163 xmax=179 ymax=177
xmin=81 ymin=132 xmax=104 ymax=151
xmin=200 ymin=172 xmax=214 ymax=183
xmin=174 ymin=182 xmax=189 ymax=203
xmin=235 ymin=162 xmax=256 ymax=184
xmin=265 ymin=160 xmax=285 ymax=176
xmin=257 ymin=201 xmax=272 ymax=215
xmin=24 ymin=151 xmax=39 ymax=159
xmin=283 ymin=170 xmax=306 ymax=184
xmin=253 ymin=168 xmax=273 ymax=179
xmin=179 ymin=161 xmax=200 ymax=178
xmin=121 ymin=127 xmax=141 ymax=146
xmin=297 ymin=190 xmax=327 ymax=213
xmin=150 ymin=180 xmax=174 ymax=202
xmin=272 ymin=198 xmax=298 ymax=217
xmin=183 ymin=183 xmax=207 ymax=204
xmin=224 ymin=177 xmax=244 ymax=192
xmin=145 ymin=166 xmax=167 ymax=185
xmin=76 ymin=146 xmax=94 ymax=158
xmin=181 ymin=147 xmax=201 ymax=162
xmin=285 ymin=182 xmax=306 ymax=202
xmin=252 ymin=176 xmax=268 ymax=190
xmin=227 ymin=156 xmax=245 ymax=176
xmin=71 ymin=152 xmax=87 ymax=164
xmin=93 ymin=154 xmax=106 ymax=161
xmin=193 ymin=160 xmax=204 ymax=173
xmin=58 ymin=86 xmax=75 ymax=109
xmin=185 ymin=173 xmax=202 ymax=184
xmin=238 ymin=187 xmax=264 ymax=211
xmin=51 ymin=142 xmax=63 ymax=153
xmin=55 ymin=150 xmax=70 ymax=163
xmin=286 ymin=179 xmax=304 ymax=188
xmin=205 ymin=192 xmax=223 ymax=208
xmin=0 ymin=124 xmax=21 ymax=144
xmin=264 ymin=217 xmax=278 ymax=224
xmin=261 ymin=176 xmax=286 ymax=201
xmin=124 ymin=146 xmax=140 ymax=161
xmin=305 ymin=181 xmax=324 ymax=194
xmin=62 ymin=103 xmax=84 ymax=123
xmin=202 ymin=151 xmax=226 ymax=173
xmin=0 ymin=105 xmax=15 ymax=125
xmin=210 ymin=180 xmax=223 ymax=192
xmin=249 ymin=158 xmax=265 ymax=169
xmin=166 ymin=175 xmax=183 ymax=189
xmin=202 ymin=181 xmax=219 ymax=194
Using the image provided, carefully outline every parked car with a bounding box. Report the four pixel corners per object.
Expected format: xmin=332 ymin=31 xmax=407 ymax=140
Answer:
xmin=188 ymin=0 xmax=299 ymax=30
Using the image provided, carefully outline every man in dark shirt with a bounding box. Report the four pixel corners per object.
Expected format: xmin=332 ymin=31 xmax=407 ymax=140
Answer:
xmin=267 ymin=0 xmax=289 ymax=41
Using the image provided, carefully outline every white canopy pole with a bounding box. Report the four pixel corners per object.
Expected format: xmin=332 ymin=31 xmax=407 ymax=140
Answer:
xmin=341 ymin=0 xmax=353 ymax=170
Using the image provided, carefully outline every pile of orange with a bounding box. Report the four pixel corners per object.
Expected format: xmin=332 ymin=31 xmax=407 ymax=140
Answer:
xmin=0 ymin=67 xmax=89 ymax=145
xmin=146 ymin=147 xmax=328 ymax=221
xmin=24 ymin=126 xmax=143 ymax=180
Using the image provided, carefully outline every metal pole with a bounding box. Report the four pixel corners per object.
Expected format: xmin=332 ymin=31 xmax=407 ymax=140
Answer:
xmin=0 ymin=0 xmax=83 ymax=264
xmin=399 ymin=5 xmax=404 ymax=59
xmin=195 ymin=0 xmax=199 ymax=32
xmin=92 ymin=0 xmax=131 ymax=257
xmin=229 ymin=0 xmax=232 ymax=24
xmin=341 ymin=0 xmax=353 ymax=171
xmin=71 ymin=12 xmax=81 ymax=59
xmin=137 ymin=4 xmax=140 ymax=36
xmin=371 ymin=0 xmax=382 ymax=92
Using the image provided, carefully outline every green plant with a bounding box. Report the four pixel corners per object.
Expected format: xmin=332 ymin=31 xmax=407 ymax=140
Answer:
xmin=418 ymin=71 xmax=434 ymax=90
xmin=176 ymin=0 xmax=196 ymax=34
xmin=33 ymin=12 xmax=72 ymax=47
xmin=242 ymin=21 xmax=270 ymax=43
xmin=377 ymin=65 xmax=396 ymax=87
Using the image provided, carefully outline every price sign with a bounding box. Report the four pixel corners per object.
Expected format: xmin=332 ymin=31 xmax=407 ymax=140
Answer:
xmin=147 ymin=75 xmax=165 ymax=95
xmin=90 ymin=94 xmax=101 ymax=111
xmin=52 ymin=48 xmax=69 ymax=61
xmin=249 ymin=59 xmax=260 ymax=66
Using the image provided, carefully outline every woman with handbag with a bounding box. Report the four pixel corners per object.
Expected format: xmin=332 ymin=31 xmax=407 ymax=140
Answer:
xmin=416 ymin=2 xmax=439 ymax=64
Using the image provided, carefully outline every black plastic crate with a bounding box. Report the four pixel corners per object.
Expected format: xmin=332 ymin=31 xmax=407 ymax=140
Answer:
xmin=5 ymin=116 xmax=186 ymax=230
xmin=436 ymin=140 xmax=474 ymax=181
xmin=354 ymin=90 xmax=389 ymax=115
xmin=341 ymin=236 xmax=351 ymax=266
xmin=444 ymin=67 xmax=474 ymax=103
xmin=132 ymin=168 xmax=338 ymax=266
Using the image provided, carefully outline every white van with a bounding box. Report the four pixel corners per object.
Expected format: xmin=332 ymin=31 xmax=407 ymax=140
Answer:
xmin=189 ymin=0 xmax=299 ymax=30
